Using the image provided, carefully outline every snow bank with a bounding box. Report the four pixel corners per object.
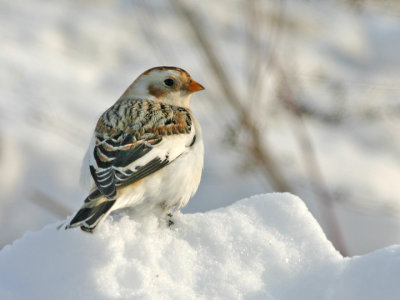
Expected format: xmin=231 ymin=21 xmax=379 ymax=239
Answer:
xmin=0 ymin=193 xmax=399 ymax=300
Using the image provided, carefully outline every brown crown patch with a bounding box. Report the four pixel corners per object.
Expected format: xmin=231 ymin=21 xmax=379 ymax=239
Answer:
xmin=141 ymin=66 xmax=190 ymax=77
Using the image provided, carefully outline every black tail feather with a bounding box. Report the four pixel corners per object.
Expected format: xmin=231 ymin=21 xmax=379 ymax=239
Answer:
xmin=66 ymin=199 xmax=116 ymax=233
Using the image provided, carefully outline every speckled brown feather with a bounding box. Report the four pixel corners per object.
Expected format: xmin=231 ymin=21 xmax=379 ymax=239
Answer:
xmin=95 ymin=99 xmax=192 ymax=142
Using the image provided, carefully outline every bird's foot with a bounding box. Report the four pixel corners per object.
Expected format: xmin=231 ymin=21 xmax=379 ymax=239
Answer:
xmin=167 ymin=213 xmax=174 ymax=227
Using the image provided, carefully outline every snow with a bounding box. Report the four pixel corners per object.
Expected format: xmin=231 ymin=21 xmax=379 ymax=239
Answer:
xmin=0 ymin=0 xmax=400 ymax=257
xmin=1 ymin=193 xmax=399 ymax=300
xmin=0 ymin=3 xmax=398 ymax=298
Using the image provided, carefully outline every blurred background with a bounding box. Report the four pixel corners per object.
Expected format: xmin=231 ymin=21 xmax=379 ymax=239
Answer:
xmin=0 ymin=0 xmax=399 ymax=256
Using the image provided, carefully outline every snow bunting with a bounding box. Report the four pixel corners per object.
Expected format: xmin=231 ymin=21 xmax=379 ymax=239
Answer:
xmin=65 ymin=66 xmax=204 ymax=233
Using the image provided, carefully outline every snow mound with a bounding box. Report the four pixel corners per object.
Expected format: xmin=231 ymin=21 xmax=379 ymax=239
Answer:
xmin=0 ymin=193 xmax=399 ymax=300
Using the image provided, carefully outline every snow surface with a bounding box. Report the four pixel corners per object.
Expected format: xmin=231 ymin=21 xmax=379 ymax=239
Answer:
xmin=1 ymin=193 xmax=399 ymax=300
xmin=1 ymin=0 xmax=400 ymax=255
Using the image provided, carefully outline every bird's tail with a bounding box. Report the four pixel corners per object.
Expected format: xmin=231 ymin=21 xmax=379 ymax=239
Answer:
xmin=65 ymin=192 xmax=116 ymax=233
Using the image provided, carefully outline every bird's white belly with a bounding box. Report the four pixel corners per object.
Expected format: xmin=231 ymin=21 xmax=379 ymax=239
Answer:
xmin=113 ymin=138 xmax=204 ymax=216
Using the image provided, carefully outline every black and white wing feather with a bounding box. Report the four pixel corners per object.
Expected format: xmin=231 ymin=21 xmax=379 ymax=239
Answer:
xmin=90 ymin=99 xmax=195 ymax=199
xmin=66 ymin=99 xmax=196 ymax=232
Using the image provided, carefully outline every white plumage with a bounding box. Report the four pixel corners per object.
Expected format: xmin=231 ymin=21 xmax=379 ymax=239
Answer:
xmin=66 ymin=66 xmax=204 ymax=232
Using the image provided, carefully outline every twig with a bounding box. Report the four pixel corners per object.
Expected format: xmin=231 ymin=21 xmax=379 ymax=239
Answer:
xmin=276 ymin=65 xmax=348 ymax=256
xmin=171 ymin=0 xmax=291 ymax=192
xmin=30 ymin=189 xmax=72 ymax=218
xmin=172 ymin=0 xmax=348 ymax=255
xmin=245 ymin=0 xmax=348 ymax=256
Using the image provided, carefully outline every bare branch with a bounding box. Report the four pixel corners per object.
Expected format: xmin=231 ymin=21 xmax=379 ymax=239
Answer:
xmin=171 ymin=0 xmax=291 ymax=192
xmin=275 ymin=64 xmax=348 ymax=256
xmin=30 ymin=189 xmax=72 ymax=218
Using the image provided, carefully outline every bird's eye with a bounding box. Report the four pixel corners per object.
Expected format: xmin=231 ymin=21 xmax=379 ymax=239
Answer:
xmin=164 ymin=78 xmax=174 ymax=87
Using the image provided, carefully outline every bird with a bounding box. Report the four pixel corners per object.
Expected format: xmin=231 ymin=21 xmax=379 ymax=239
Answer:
xmin=65 ymin=66 xmax=204 ymax=233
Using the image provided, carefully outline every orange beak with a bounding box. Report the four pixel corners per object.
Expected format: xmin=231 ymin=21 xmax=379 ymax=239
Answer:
xmin=187 ymin=80 xmax=205 ymax=93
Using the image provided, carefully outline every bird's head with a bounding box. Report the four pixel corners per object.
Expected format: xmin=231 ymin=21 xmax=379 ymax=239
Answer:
xmin=120 ymin=66 xmax=204 ymax=107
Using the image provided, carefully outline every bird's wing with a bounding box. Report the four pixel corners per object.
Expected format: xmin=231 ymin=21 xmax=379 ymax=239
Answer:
xmin=87 ymin=99 xmax=196 ymax=200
